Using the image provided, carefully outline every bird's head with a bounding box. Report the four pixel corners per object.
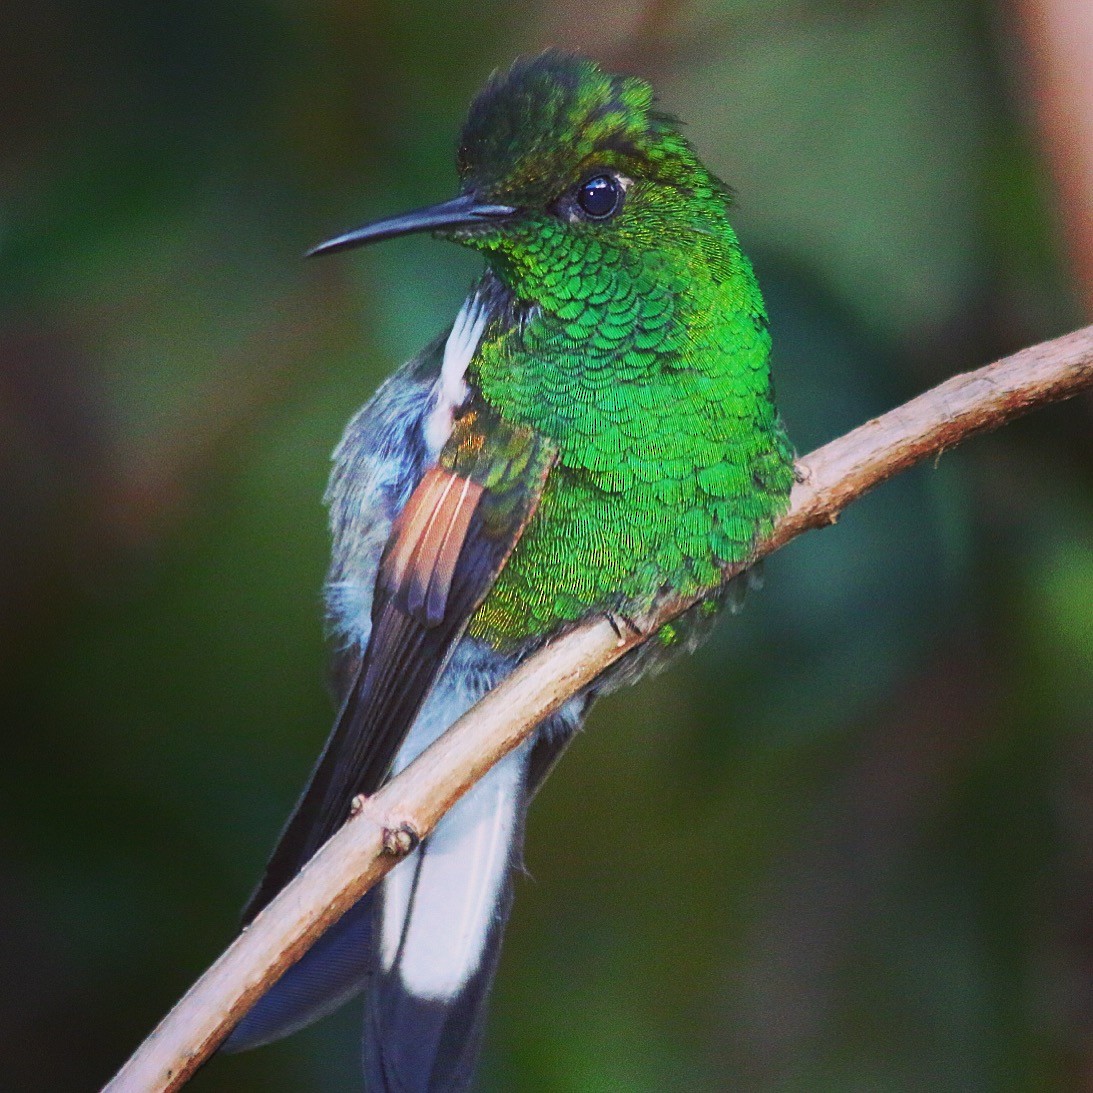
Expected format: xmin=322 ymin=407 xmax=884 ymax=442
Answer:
xmin=311 ymin=52 xmax=738 ymax=305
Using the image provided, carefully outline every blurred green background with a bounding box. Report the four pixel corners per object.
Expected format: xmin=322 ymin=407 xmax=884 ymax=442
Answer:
xmin=3 ymin=1 xmax=1092 ymax=1090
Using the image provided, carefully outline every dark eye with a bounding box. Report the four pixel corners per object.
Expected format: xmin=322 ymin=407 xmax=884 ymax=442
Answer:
xmin=577 ymin=174 xmax=622 ymax=219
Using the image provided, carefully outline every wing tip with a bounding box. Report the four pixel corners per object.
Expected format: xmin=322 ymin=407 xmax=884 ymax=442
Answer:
xmin=223 ymin=893 xmax=376 ymax=1053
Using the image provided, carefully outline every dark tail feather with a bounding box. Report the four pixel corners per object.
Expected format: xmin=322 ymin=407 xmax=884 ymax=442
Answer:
xmin=222 ymin=892 xmax=375 ymax=1053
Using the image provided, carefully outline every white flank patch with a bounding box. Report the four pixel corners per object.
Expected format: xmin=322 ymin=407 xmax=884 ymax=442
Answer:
xmin=425 ymin=293 xmax=488 ymax=454
xmin=379 ymin=678 xmax=526 ymax=1000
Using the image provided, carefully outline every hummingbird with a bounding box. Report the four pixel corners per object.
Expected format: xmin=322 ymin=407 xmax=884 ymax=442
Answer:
xmin=223 ymin=51 xmax=794 ymax=1091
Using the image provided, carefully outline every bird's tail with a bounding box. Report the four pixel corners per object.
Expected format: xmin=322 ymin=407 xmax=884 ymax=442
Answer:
xmin=364 ymin=744 xmax=528 ymax=1091
xmin=223 ymin=743 xmax=530 ymax=1091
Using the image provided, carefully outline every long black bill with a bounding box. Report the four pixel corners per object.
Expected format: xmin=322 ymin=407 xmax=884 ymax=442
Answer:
xmin=307 ymin=193 xmax=516 ymax=257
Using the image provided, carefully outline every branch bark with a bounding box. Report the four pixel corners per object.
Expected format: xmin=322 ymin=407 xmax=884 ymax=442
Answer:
xmin=104 ymin=323 xmax=1093 ymax=1093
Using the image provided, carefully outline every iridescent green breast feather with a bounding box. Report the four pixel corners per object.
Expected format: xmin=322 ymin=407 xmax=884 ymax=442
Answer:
xmin=436 ymin=54 xmax=796 ymax=647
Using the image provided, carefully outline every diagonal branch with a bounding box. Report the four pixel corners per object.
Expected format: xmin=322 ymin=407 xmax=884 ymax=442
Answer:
xmin=104 ymin=323 xmax=1093 ymax=1093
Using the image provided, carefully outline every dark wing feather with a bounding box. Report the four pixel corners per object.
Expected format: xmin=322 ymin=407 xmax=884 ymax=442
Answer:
xmin=243 ymin=407 xmax=556 ymax=923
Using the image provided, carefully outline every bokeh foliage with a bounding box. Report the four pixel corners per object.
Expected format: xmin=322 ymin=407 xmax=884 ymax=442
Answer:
xmin=1 ymin=1 xmax=1090 ymax=1090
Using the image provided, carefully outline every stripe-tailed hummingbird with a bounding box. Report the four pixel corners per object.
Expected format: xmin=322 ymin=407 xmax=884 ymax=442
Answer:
xmin=223 ymin=50 xmax=794 ymax=1092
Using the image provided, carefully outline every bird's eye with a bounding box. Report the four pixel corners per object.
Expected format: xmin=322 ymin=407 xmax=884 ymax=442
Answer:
xmin=576 ymin=174 xmax=622 ymax=220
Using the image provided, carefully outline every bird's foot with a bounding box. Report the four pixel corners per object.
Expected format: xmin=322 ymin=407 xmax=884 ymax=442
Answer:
xmin=605 ymin=610 xmax=644 ymax=645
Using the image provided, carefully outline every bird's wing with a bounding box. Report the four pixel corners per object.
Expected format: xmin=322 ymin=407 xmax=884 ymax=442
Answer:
xmin=243 ymin=403 xmax=557 ymax=922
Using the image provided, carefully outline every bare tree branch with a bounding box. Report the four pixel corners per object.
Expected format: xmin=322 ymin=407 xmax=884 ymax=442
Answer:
xmin=104 ymin=323 xmax=1093 ymax=1093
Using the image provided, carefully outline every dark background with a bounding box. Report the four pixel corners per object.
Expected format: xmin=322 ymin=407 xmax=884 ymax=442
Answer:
xmin=2 ymin=1 xmax=1091 ymax=1089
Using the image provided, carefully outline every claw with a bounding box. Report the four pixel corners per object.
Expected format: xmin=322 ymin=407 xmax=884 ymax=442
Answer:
xmin=604 ymin=610 xmax=643 ymax=645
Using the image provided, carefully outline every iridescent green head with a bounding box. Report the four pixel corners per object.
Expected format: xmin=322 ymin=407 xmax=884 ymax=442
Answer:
xmin=309 ymin=51 xmax=746 ymax=309
xmin=456 ymin=51 xmax=720 ymax=209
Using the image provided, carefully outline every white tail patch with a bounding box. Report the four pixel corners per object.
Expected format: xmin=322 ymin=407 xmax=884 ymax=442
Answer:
xmin=425 ymin=294 xmax=489 ymax=454
xmin=380 ymin=737 xmax=526 ymax=1001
